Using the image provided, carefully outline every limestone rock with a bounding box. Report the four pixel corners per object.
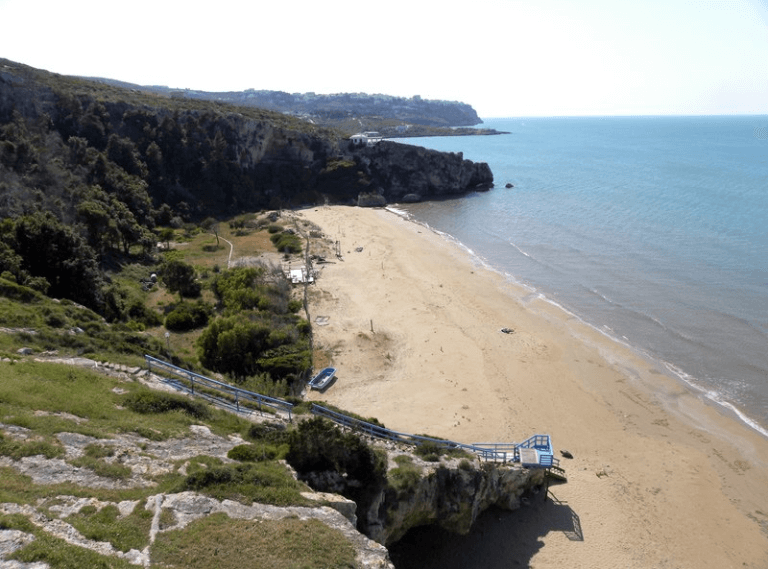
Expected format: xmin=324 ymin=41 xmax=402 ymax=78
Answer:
xmin=354 ymin=141 xmax=493 ymax=203
xmin=301 ymin=491 xmax=358 ymax=526
xmin=357 ymin=192 xmax=387 ymax=208
xmin=363 ymin=455 xmax=546 ymax=545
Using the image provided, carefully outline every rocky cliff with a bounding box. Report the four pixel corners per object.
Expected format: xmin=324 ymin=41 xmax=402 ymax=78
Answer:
xmin=352 ymin=141 xmax=494 ymax=206
xmin=367 ymin=452 xmax=545 ymax=546
xmin=0 ymin=58 xmax=493 ymax=219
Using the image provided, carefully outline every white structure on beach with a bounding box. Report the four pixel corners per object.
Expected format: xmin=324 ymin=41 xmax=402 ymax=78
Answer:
xmin=288 ymin=267 xmax=314 ymax=284
xmin=350 ymin=131 xmax=383 ymax=146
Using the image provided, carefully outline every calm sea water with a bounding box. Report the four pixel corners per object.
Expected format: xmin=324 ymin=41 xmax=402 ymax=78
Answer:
xmin=393 ymin=116 xmax=768 ymax=436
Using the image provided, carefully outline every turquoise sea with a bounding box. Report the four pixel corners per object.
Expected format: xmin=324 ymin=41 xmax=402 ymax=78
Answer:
xmin=393 ymin=116 xmax=768 ymax=436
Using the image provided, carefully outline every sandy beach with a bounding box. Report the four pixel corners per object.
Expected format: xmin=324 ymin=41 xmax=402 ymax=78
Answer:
xmin=297 ymin=205 xmax=768 ymax=568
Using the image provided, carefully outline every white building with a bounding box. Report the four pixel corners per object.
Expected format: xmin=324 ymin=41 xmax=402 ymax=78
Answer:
xmin=350 ymin=131 xmax=383 ymax=146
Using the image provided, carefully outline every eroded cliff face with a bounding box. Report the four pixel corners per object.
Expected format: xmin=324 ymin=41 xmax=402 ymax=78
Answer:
xmin=353 ymin=141 xmax=494 ymax=205
xmin=364 ymin=453 xmax=545 ymax=546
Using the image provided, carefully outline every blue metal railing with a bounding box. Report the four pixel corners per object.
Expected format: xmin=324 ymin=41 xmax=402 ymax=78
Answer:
xmin=311 ymin=404 xmax=556 ymax=466
xmin=144 ymin=355 xmax=294 ymax=421
xmin=142 ymin=357 xmax=556 ymax=469
xmin=471 ymin=436 xmax=558 ymax=468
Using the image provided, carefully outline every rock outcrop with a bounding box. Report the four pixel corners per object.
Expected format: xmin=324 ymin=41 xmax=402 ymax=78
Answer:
xmin=0 ymin=356 xmax=544 ymax=567
xmin=352 ymin=141 xmax=493 ymax=204
xmin=363 ymin=453 xmax=545 ymax=545
xmin=0 ymin=417 xmax=394 ymax=568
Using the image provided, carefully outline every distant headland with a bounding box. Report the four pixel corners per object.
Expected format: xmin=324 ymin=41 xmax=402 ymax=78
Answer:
xmin=83 ymin=78 xmax=509 ymax=138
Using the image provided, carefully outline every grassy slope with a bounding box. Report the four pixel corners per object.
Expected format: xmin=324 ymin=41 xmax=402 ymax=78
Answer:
xmin=0 ymin=211 xmax=361 ymax=568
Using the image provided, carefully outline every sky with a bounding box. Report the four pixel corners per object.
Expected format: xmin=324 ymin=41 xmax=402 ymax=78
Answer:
xmin=1 ymin=0 xmax=767 ymax=117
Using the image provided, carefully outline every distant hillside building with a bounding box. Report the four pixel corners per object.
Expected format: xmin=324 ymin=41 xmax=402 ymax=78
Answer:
xmin=350 ymin=131 xmax=383 ymax=146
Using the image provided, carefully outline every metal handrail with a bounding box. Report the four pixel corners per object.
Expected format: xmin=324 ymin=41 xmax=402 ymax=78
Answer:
xmin=142 ymin=357 xmax=556 ymax=468
xmin=144 ymin=355 xmax=294 ymax=420
xmin=311 ymin=404 xmax=536 ymax=463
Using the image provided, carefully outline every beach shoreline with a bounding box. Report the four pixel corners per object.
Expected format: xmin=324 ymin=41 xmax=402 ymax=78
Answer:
xmin=297 ymin=205 xmax=768 ymax=568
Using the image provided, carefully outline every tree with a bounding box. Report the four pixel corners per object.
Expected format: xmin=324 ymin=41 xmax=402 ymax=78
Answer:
xmin=76 ymin=197 xmax=111 ymax=252
xmin=201 ymin=217 xmax=220 ymax=246
xmin=211 ymin=267 xmax=265 ymax=311
xmin=12 ymin=212 xmax=103 ymax=309
xmin=197 ymin=315 xmax=270 ymax=379
xmin=158 ymin=227 xmax=174 ymax=251
xmin=162 ymin=259 xmax=200 ymax=298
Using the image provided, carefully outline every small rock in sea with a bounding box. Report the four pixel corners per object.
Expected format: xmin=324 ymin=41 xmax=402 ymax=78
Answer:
xmin=505 ymin=183 xmax=514 ymax=188
xmin=560 ymin=449 xmax=574 ymax=459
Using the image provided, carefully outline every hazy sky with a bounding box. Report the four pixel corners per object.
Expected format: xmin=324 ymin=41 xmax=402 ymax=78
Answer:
xmin=1 ymin=0 xmax=767 ymax=117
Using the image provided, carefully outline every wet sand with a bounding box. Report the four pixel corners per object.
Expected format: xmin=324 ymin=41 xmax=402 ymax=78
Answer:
xmin=297 ymin=205 xmax=768 ymax=568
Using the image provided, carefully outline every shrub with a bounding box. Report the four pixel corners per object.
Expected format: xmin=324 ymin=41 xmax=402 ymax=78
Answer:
xmin=44 ymin=312 xmax=68 ymax=328
xmin=122 ymin=390 xmax=210 ymax=419
xmin=414 ymin=441 xmax=444 ymax=462
xmin=165 ymin=301 xmax=210 ymax=332
xmin=126 ymin=298 xmax=162 ymax=327
xmin=246 ymin=421 xmax=288 ymax=443
xmin=286 ymin=417 xmax=387 ymax=488
xmin=256 ymin=344 xmax=311 ymax=379
xmin=269 ymin=231 xmax=302 ymax=255
xmin=211 ymin=267 xmax=266 ymax=311
xmin=175 ymin=462 xmax=309 ymax=506
xmin=388 ymin=455 xmax=423 ymax=496
xmin=228 ymin=443 xmax=277 ymax=462
xmin=0 ymin=277 xmax=44 ymax=303
xmin=165 ymin=310 xmax=194 ymax=332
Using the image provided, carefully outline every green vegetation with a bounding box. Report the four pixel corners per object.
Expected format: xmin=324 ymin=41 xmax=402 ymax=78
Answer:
xmin=0 ymin=210 xmax=311 ymax=393
xmin=0 ymin=360 xmax=241 ymax=444
xmin=175 ymin=461 xmax=312 ymax=506
xmin=286 ymin=417 xmax=388 ymax=531
xmin=164 ymin=300 xmax=210 ymax=332
xmin=414 ymin=438 xmax=473 ymax=462
xmin=162 ymin=259 xmax=202 ymax=298
xmin=122 ymin=389 xmax=211 ymax=420
xmin=388 ymin=455 xmax=424 ymax=497
xmin=269 ymin=230 xmax=303 ymax=255
xmin=0 ymin=284 xmax=165 ymax=362
xmin=7 ymin=528 xmax=137 ymax=569
xmin=151 ymin=513 xmax=356 ymax=569
xmin=0 ymin=58 xmax=337 ymax=323
xmin=68 ymin=444 xmax=133 ymax=480
xmin=65 ymin=504 xmax=153 ymax=552
xmin=0 ymin=358 xmax=403 ymax=565
xmin=0 ymin=433 xmax=64 ymax=461
xmin=197 ymin=265 xmax=311 ymax=388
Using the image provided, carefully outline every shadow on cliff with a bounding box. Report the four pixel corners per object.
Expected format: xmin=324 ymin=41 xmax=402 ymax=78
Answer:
xmin=388 ymin=489 xmax=582 ymax=569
